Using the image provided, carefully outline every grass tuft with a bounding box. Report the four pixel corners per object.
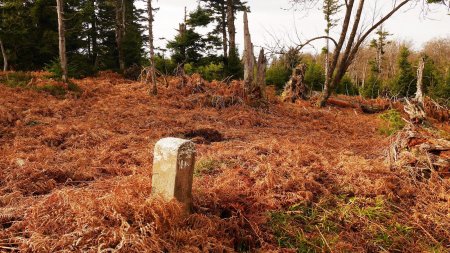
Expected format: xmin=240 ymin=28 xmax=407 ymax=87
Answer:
xmin=379 ymin=109 xmax=406 ymax=136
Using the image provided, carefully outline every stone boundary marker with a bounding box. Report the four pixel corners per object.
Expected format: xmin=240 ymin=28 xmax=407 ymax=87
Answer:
xmin=151 ymin=137 xmax=196 ymax=213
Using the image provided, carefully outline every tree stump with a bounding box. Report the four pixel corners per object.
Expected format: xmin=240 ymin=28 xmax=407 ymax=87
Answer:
xmin=243 ymin=11 xmax=266 ymax=104
xmin=282 ymin=64 xmax=308 ymax=103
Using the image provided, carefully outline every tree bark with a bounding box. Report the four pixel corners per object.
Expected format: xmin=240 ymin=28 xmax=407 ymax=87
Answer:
xmin=220 ymin=1 xmax=228 ymax=60
xmin=415 ymin=57 xmax=425 ymax=105
xmin=226 ymin=0 xmax=236 ymax=57
xmin=148 ymin=0 xmax=157 ymax=95
xmin=255 ymin=48 xmax=266 ymax=99
xmin=178 ymin=23 xmax=187 ymax=73
xmin=115 ymin=0 xmax=125 ymax=72
xmin=56 ymin=0 xmax=68 ymax=82
xmin=243 ymin=11 xmax=266 ymax=102
xmin=317 ymin=0 xmax=409 ymax=107
xmin=318 ymin=0 xmax=355 ymax=107
xmin=122 ymin=0 xmax=126 ymax=34
xmin=91 ymin=0 xmax=98 ymax=68
xmin=0 ymin=38 xmax=8 ymax=72
xmin=243 ymin=10 xmax=254 ymax=95
xmin=324 ymin=38 xmax=329 ymax=91
xmin=330 ymin=0 xmax=365 ymax=93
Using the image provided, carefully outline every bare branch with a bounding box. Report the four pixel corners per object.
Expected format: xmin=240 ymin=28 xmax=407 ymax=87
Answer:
xmin=294 ymin=35 xmax=338 ymax=51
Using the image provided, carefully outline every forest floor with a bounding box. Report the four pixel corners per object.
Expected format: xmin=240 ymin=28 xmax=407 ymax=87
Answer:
xmin=0 ymin=72 xmax=449 ymax=252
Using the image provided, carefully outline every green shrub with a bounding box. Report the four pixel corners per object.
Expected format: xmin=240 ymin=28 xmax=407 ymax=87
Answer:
xmin=224 ymin=49 xmax=244 ymax=80
xmin=45 ymin=55 xmax=96 ymax=80
xmin=197 ymin=63 xmax=224 ymax=81
xmin=429 ymin=71 xmax=450 ymax=106
xmin=304 ymin=62 xmax=325 ymax=92
xmin=45 ymin=59 xmax=65 ymax=79
xmin=266 ymin=64 xmax=290 ymax=92
xmin=194 ymin=158 xmax=220 ymax=177
xmin=37 ymin=84 xmax=67 ymax=97
xmin=184 ymin=63 xmax=194 ymax=75
xmin=335 ymin=75 xmax=359 ymax=96
xmin=360 ymin=75 xmax=381 ymax=99
xmin=379 ymin=109 xmax=406 ymax=136
xmin=0 ymin=71 xmax=33 ymax=87
xmin=153 ymin=55 xmax=177 ymax=75
xmin=67 ymin=81 xmax=83 ymax=97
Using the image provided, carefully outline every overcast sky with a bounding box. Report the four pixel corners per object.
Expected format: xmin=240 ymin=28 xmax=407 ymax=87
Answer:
xmin=145 ymin=0 xmax=450 ymax=56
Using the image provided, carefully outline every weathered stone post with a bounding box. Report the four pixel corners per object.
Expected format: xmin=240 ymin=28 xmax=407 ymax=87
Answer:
xmin=151 ymin=138 xmax=196 ymax=213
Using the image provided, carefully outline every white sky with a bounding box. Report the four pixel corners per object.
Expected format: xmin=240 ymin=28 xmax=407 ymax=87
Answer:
xmin=144 ymin=0 xmax=450 ymax=56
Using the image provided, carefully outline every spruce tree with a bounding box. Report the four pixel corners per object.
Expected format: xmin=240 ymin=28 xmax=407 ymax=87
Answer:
xmin=392 ymin=46 xmax=415 ymax=97
xmin=167 ymin=6 xmax=218 ymax=69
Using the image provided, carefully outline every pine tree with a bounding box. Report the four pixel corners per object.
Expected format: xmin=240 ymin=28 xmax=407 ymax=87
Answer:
xmin=167 ymin=6 xmax=218 ymax=69
xmin=199 ymin=0 xmax=247 ymax=79
xmin=370 ymin=26 xmax=391 ymax=74
xmin=392 ymin=46 xmax=415 ymax=97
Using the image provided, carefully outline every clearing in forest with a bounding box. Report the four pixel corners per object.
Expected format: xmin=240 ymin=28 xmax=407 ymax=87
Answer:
xmin=0 ymin=73 xmax=448 ymax=252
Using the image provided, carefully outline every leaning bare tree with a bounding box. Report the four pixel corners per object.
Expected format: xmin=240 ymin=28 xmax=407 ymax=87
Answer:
xmin=290 ymin=0 xmax=447 ymax=107
xmin=56 ymin=0 xmax=68 ymax=82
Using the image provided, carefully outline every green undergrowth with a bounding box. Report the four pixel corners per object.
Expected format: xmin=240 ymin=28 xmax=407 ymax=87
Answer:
xmin=38 ymin=84 xmax=67 ymax=97
xmin=194 ymin=158 xmax=222 ymax=177
xmin=379 ymin=109 xmax=406 ymax=136
xmin=0 ymin=72 xmax=82 ymax=98
xmin=268 ymin=195 xmax=441 ymax=252
xmin=0 ymin=71 xmax=33 ymax=87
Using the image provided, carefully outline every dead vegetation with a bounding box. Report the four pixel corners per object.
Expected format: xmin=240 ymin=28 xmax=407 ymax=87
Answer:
xmin=0 ymin=72 xmax=449 ymax=252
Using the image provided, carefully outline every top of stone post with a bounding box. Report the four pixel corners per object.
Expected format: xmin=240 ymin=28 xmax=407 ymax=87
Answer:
xmin=154 ymin=138 xmax=195 ymax=162
xmin=155 ymin=137 xmax=192 ymax=150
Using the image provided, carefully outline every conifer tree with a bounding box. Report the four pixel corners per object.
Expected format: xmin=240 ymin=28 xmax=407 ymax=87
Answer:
xmin=370 ymin=26 xmax=391 ymax=75
xmin=392 ymin=46 xmax=415 ymax=97
xmin=167 ymin=6 xmax=218 ymax=69
xmin=199 ymin=0 xmax=247 ymax=78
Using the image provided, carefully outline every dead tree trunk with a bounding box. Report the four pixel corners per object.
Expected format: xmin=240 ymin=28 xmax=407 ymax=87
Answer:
xmin=243 ymin=11 xmax=266 ymax=103
xmin=415 ymin=57 xmax=425 ymax=106
xmin=0 ymin=38 xmax=7 ymax=72
xmin=282 ymin=64 xmax=307 ymax=103
xmin=56 ymin=0 xmax=68 ymax=82
xmin=147 ymin=0 xmax=157 ymax=95
xmin=122 ymin=0 xmax=126 ymax=33
xmin=90 ymin=0 xmax=98 ymax=68
xmin=115 ymin=0 xmax=125 ymax=73
xmin=243 ymin=10 xmax=254 ymax=95
xmin=254 ymin=48 xmax=267 ymax=99
xmin=178 ymin=23 xmax=187 ymax=86
xmin=403 ymin=56 xmax=427 ymax=124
